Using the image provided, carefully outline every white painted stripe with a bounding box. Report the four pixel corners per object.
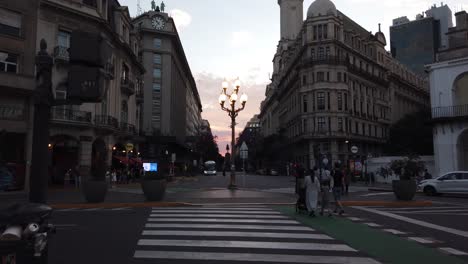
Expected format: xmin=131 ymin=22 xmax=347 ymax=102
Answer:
xmin=134 ymin=251 xmax=381 ymax=264
xmin=145 ymin=223 xmax=313 ymax=231
xmin=150 ymin=210 xmax=282 ymax=214
xmin=364 ymin=223 xmax=382 ymax=227
xmin=360 ymin=192 xmax=392 ymax=197
xmin=347 ymin=217 xmax=364 ymax=221
xmin=376 ymin=206 xmax=468 ymax=211
xmin=82 ymin=208 xmax=102 ymax=211
xmin=141 ymin=230 xmax=332 ymax=240
xmin=383 ymin=229 xmax=407 ymax=235
xmin=153 ymin=207 xmax=273 ymax=211
xmin=439 ymin=247 xmax=468 ymax=256
xmin=147 ymin=218 xmax=298 ymax=224
xmin=149 ymin=214 xmax=288 ymax=219
xmin=353 ymin=206 xmax=468 ymax=238
xmin=137 ymin=239 xmax=357 ymax=251
xmin=54 ymin=224 xmax=78 ymax=227
xmin=55 ymin=208 xmax=78 ymax=212
xmin=111 ymin=207 xmax=131 ymax=211
xmin=408 ymin=237 xmax=435 ymax=244
xmin=390 ymin=209 xmax=468 ymax=214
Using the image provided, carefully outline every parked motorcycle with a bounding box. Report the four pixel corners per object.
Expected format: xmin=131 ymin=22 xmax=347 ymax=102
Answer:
xmin=0 ymin=203 xmax=55 ymax=264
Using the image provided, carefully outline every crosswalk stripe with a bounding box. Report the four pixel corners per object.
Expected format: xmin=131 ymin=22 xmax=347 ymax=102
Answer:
xmin=149 ymin=214 xmax=288 ymax=219
xmin=364 ymin=223 xmax=382 ymax=227
xmin=111 ymin=207 xmax=131 ymax=211
xmin=145 ymin=223 xmax=314 ymax=231
xmin=383 ymin=229 xmax=407 ymax=235
xmin=408 ymin=237 xmax=435 ymax=244
xmin=153 ymin=207 xmax=273 ymax=211
xmin=141 ymin=230 xmax=332 ymax=240
xmin=374 ymin=206 xmax=468 ymax=211
xmin=390 ymin=209 xmax=468 ymax=214
xmin=56 ymin=208 xmax=78 ymax=212
xmin=150 ymin=210 xmax=282 ymax=214
xmin=82 ymin=208 xmax=103 ymax=211
xmin=134 ymin=251 xmax=381 ymax=264
xmin=347 ymin=217 xmax=364 ymax=221
xmin=137 ymin=239 xmax=357 ymax=251
xmin=439 ymin=247 xmax=468 ymax=255
xmin=148 ymin=218 xmax=298 ymax=224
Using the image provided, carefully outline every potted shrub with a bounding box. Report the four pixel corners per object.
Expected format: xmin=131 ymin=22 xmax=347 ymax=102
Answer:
xmin=140 ymin=163 xmax=167 ymax=202
xmin=83 ymin=139 xmax=108 ymax=203
xmin=390 ymin=156 xmax=425 ymax=201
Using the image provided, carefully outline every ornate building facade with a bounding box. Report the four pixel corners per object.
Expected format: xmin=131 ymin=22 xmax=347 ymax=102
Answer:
xmin=259 ymin=0 xmax=430 ymax=169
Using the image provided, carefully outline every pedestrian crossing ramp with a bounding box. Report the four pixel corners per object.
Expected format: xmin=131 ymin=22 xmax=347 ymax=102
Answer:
xmin=134 ymin=206 xmax=381 ymax=263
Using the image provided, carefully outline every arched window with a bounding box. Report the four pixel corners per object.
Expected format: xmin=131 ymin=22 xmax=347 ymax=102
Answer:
xmin=121 ymin=100 xmax=128 ymax=124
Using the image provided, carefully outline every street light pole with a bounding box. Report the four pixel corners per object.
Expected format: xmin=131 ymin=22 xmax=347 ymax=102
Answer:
xmin=219 ymin=78 xmax=248 ymax=190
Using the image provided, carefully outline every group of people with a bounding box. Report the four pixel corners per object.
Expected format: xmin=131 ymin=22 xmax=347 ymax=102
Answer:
xmin=297 ymin=163 xmax=350 ymax=217
xmin=105 ymin=168 xmax=142 ymax=186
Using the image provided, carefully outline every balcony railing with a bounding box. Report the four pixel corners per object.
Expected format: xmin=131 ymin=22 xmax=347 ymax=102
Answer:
xmin=432 ymin=104 xmax=468 ymax=120
xmin=0 ymin=105 xmax=24 ymax=121
xmin=120 ymin=122 xmax=136 ymax=135
xmin=300 ymin=55 xmax=348 ymax=67
xmin=95 ymin=115 xmax=119 ymax=130
xmin=51 ymin=107 xmax=92 ymax=124
xmin=53 ymin=46 xmax=69 ymax=62
xmin=120 ymin=78 xmax=135 ymax=95
xmin=104 ymin=62 xmax=115 ymax=80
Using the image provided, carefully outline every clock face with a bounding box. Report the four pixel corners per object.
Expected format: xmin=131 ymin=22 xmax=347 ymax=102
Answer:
xmin=152 ymin=17 xmax=165 ymax=30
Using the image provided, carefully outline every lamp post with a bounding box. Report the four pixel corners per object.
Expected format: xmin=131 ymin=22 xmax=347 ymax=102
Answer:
xmin=219 ymin=78 xmax=248 ymax=189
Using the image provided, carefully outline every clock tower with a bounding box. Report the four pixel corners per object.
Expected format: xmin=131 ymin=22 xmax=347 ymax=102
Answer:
xmin=278 ymin=0 xmax=304 ymax=40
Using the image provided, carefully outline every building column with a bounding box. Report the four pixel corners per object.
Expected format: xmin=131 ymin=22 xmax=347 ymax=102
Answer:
xmin=79 ymin=141 xmax=93 ymax=180
xmin=331 ymin=140 xmax=339 ymax=167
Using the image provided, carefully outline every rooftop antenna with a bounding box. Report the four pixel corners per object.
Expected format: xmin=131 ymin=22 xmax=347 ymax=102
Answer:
xmin=137 ymin=0 xmax=142 ymax=16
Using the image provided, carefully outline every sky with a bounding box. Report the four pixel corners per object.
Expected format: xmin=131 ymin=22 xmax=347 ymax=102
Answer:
xmin=121 ymin=0 xmax=467 ymax=155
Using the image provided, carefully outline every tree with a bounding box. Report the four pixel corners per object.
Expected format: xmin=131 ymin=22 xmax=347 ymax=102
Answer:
xmin=196 ymin=132 xmax=220 ymax=162
xmin=384 ymin=109 xmax=434 ymax=156
xmin=389 ymin=155 xmax=426 ymax=180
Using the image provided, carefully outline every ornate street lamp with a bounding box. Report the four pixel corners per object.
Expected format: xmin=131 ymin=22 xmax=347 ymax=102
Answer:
xmin=219 ymin=78 xmax=248 ymax=189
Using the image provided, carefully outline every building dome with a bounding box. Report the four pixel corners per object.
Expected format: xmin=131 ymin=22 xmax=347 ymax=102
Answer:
xmin=307 ymin=0 xmax=337 ymax=18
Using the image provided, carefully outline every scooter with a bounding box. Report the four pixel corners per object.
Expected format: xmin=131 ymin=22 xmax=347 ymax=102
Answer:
xmin=0 ymin=204 xmax=55 ymax=264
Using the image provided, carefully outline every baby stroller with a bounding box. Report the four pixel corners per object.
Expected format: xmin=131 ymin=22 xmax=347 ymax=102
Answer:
xmin=295 ymin=175 xmax=308 ymax=214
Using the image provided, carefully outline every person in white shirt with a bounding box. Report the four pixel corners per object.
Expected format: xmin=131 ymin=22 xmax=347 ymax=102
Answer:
xmin=304 ymin=167 xmax=321 ymax=216
xmin=316 ymin=167 xmax=334 ymax=217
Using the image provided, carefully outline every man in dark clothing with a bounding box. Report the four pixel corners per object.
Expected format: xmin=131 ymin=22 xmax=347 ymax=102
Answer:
xmin=424 ymin=169 xmax=432 ymax=180
xmin=332 ymin=164 xmax=345 ymax=215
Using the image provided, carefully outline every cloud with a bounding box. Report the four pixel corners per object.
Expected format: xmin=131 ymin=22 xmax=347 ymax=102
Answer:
xmin=230 ymin=31 xmax=253 ymax=47
xmin=169 ymin=9 xmax=192 ymax=31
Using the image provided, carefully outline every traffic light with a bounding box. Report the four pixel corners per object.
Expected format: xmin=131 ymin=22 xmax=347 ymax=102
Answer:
xmin=67 ymin=31 xmax=111 ymax=103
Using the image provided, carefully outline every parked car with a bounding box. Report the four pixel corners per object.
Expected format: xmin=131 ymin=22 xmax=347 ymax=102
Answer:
xmin=268 ymin=169 xmax=279 ymax=176
xmin=256 ymin=168 xmax=266 ymax=175
xmin=419 ymin=171 xmax=468 ymax=196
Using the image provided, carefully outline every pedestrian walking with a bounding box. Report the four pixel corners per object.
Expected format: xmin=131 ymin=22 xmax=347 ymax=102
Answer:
xmin=316 ymin=166 xmax=333 ymax=217
xmin=344 ymin=167 xmax=351 ymax=195
xmin=111 ymin=169 xmax=117 ymax=188
xmin=424 ymin=169 xmax=432 ymax=180
xmin=74 ymin=166 xmax=81 ymax=189
xmin=332 ymin=164 xmax=345 ymax=215
xmin=304 ymin=167 xmax=320 ymax=216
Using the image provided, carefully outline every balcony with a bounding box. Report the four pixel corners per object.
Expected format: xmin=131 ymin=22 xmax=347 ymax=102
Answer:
xmin=120 ymin=122 xmax=136 ymax=135
xmin=300 ymin=55 xmax=348 ymax=68
xmin=432 ymin=104 xmax=468 ymax=121
xmin=50 ymin=107 xmax=92 ymax=126
xmin=95 ymin=115 xmax=119 ymax=131
xmin=136 ymin=88 xmax=144 ymax=104
xmin=103 ymin=62 xmax=115 ymax=80
xmin=0 ymin=105 xmax=24 ymax=121
xmin=347 ymin=64 xmax=389 ymax=86
xmin=53 ymin=46 xmax=69 ymax=63
xmin=120 ymin=78 xmax=135 ymax=95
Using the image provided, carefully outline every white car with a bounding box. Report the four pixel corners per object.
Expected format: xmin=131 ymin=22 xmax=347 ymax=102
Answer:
xmin=419 ymin=171 xmax=468 ymax=196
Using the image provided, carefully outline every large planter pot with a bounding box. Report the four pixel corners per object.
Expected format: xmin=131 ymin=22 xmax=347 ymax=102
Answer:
xmin=82 ymin=180 xmax=108 ymax=203
xmin=141 ymin=179 xmax=167 ymax=201
xmin=392 ymin=180 xmax=417 ymax=201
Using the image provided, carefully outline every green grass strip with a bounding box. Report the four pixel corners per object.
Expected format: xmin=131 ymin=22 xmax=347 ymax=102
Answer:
xmin=275 ymin=206 xmax=467 ymax=264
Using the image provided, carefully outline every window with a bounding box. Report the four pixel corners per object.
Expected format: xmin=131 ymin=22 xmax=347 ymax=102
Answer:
xmin=375 ymin=126 xmax=378 ymax=137
xmin=302 ymin=119 xmax=308 ymax=133
xmin=344 ymin=73 xmax=347 ymax=83
xmin=302 ymin=75 xmax=307 ymax=85
xmin=327 ymin=92 xmax=330 ymax=110
xmin=326 ymin=72 xmax=330 ymax=81
xmin=355 ymin=122 xmax=359 ymax=134
xmin=337 ymin=93 xmax=343 ymax=111
xmin=121 ymin=100 xmax=128 ymax=123
xmin=0 ymin=8 xmax=21 ymax=37
xmin=318 ymin=25 xmax=323 ymax=39
xmin=303 ymin=95 xmax=308 ymax=113
xmin=311 ymin=72 xmax=315 ymax=83
xmin=122 ymin=24 xmax=128 ymax=42
xmin=338 ymin=118 xmax=343 ymax=132
xmin=311 ymin=48 xmax=315 ymax=59
xmin=152 ymin=83 xmax=161 ymax=92
xmin=318 ymin=47 xmax=324 ymax=59
xmin=0 ymin=51 xmax=18 ymax=73
xmin=57 ymin=30 xmax=70 ymax=48
xmin=323 ymin=24 xmax=328 ymax=39
xmin=153 ymin=68 xmax=161 ymax=79
xmin=337 ymin=72 xmax=342 ymax=82
xmin=317 ymin=72 xmax=324 ymax=82
xmin=318 ymin=117 xmax=326 ymax=131
xmin=313 ymin=25 xmax=317 ymax=40
xmin=325 ymin=46 xmax=330 ymax=57
xmin=362 ymin=123 xmax=366 ymax=135
xmin=317 ymin=92 xmax=325 ymax=110
xmin=83 ymin=0 xmax=98 ymax=7
xmin=153 ymin=54 xmax=161 ymax=64
xmin=153 ymin=38 xmax=162 ymax=49
xmin=368 ymin=124 xmax=372 ymax=136
xmin=344 ymin=93 xmax=348 ymax=111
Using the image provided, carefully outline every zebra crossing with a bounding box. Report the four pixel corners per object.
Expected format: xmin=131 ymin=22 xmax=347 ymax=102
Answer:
xmin=54 ymin=207 xmax=132 ymax=212
xmin=134 ymin=206 xmax=381 ymax=263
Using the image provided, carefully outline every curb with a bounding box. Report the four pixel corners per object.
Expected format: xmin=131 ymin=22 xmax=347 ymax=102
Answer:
xmin=368 ymin=188 xmax=393 ymax=192
xmin=50 ymin=202 xmax=194 ymax=209
xmin=342 ymin=200 xmax=433 ymax=207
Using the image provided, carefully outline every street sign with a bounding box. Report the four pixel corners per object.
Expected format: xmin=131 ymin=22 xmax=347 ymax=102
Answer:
xmin=240 ymin=142 xmax=248 ymax=151
xmin=351 ymin=146 xmax=359 ymax=154
xmin=171 ymin=153 xmax=176 ymax=162
xmin=240 ymin=150 xmax=248 ymax=160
